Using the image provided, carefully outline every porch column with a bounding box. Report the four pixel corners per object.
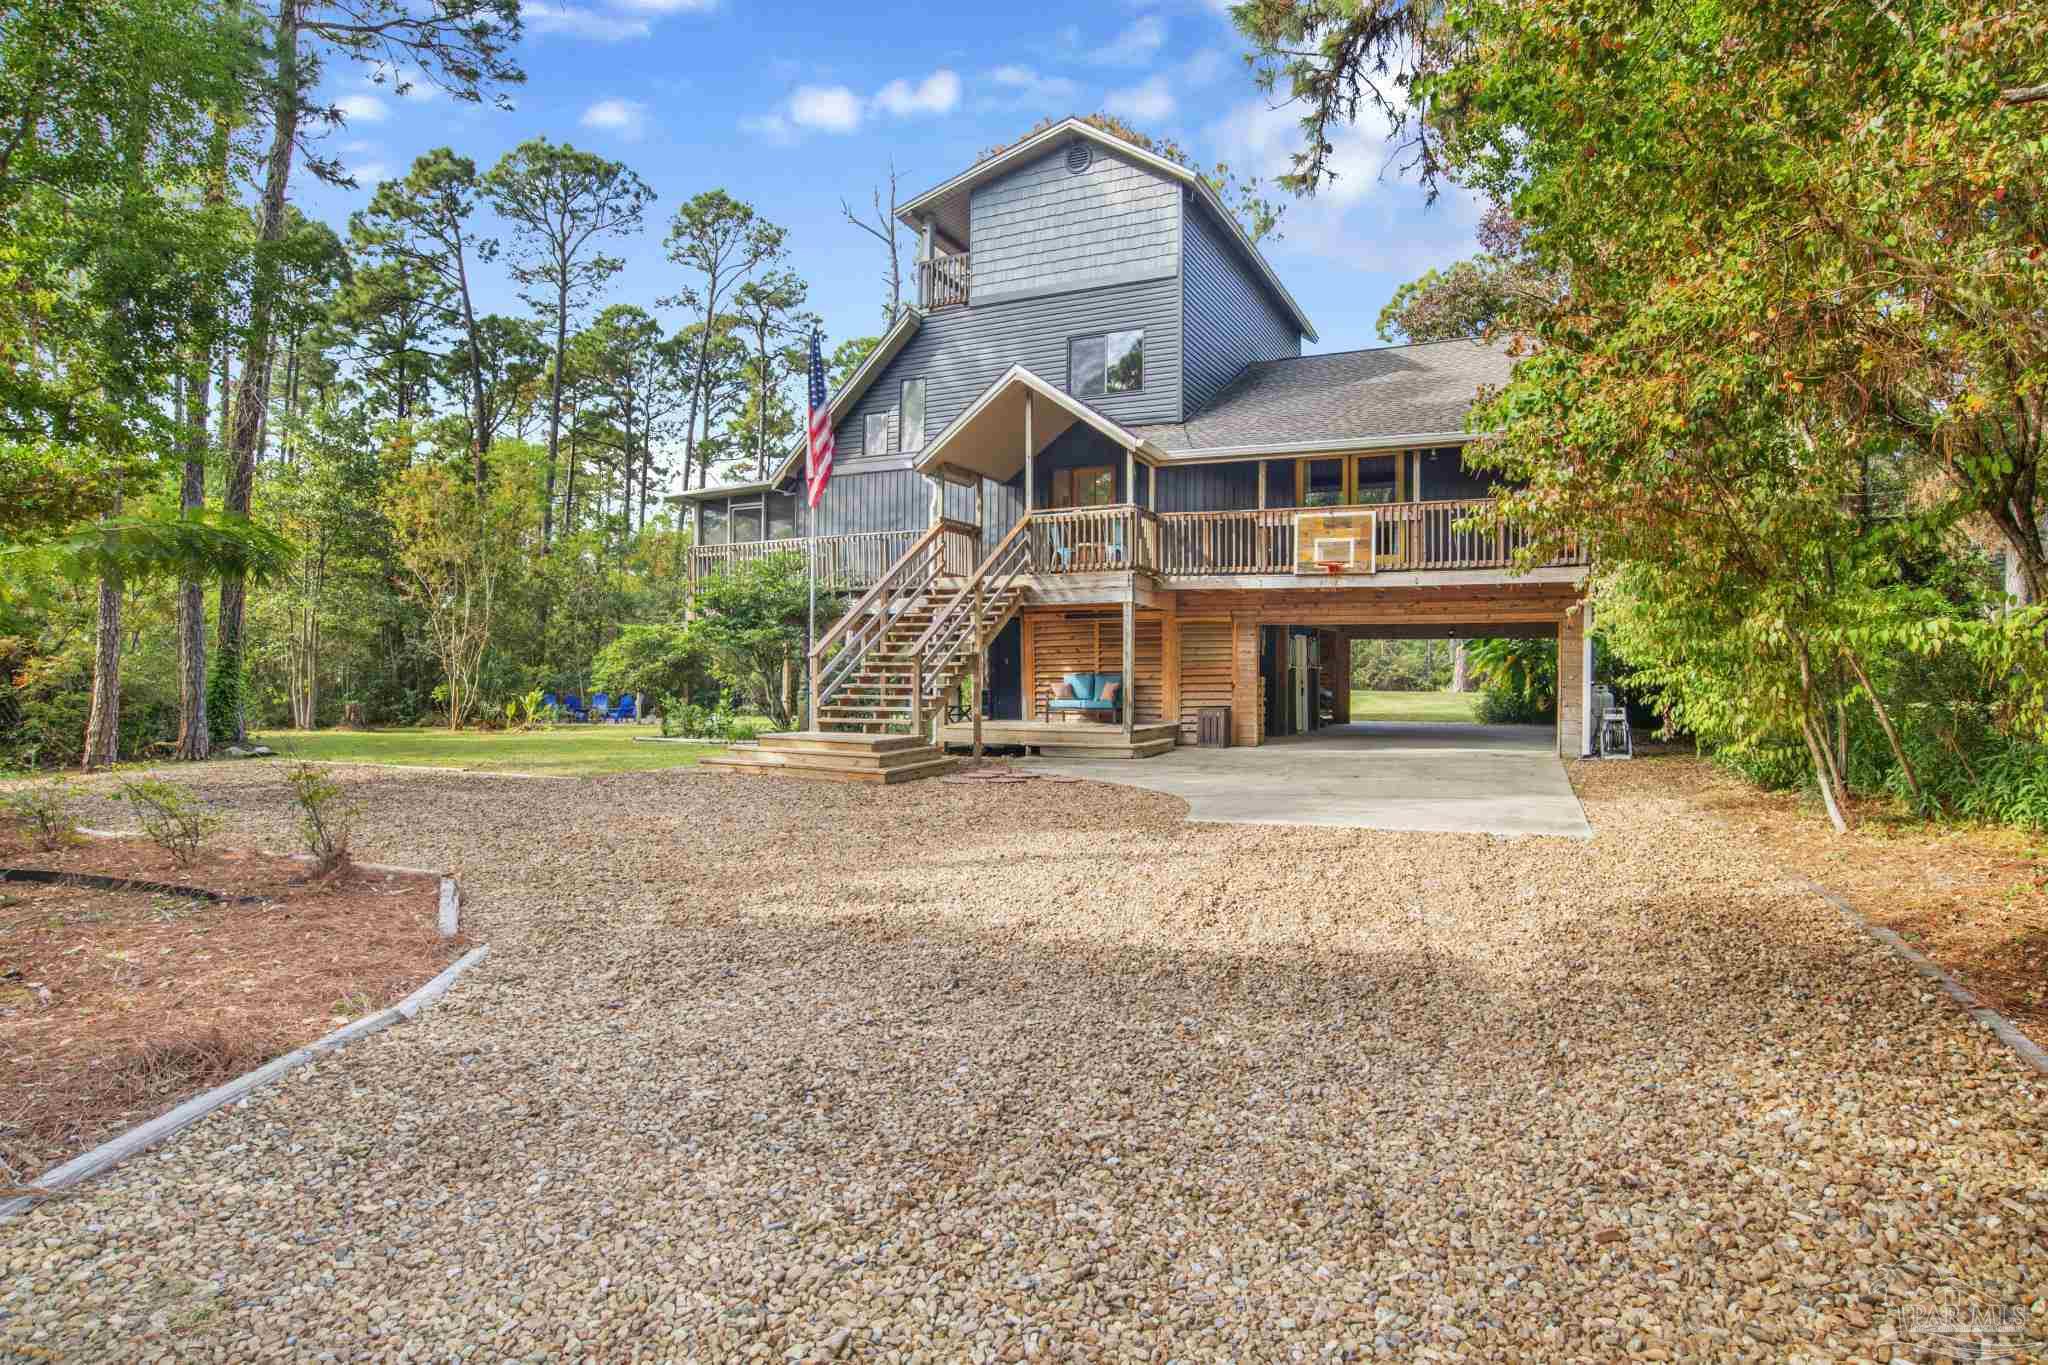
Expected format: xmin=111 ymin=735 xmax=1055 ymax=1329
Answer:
xmin=1558 ymin=604 xmax=1591 ymax=758
xmin=1124 ymin=446 xmax=1135 ymax=506
xmin=927 ymin=473 xmax=942 ymax=528
xmin=1023 ymin=393 xmax=1035 ymax=513
xmin=1231 ymin=612 xmax=1261 ymax=746
xmin=1121 ymin=594 xmax=1136 ymax=739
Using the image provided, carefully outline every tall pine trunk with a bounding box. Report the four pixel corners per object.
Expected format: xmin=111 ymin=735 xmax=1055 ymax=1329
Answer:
xmin=218 ymin=0 xmax=302 ymax=745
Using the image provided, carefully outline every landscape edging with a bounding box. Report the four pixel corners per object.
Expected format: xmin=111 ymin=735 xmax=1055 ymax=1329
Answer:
xmin=69 ymin=829 xmax=461 ymax=937
xmin=0 ymin=943 xmax=491 ymax=1221
xmin=1805 ymin=878 xmax=2048 ymax=1077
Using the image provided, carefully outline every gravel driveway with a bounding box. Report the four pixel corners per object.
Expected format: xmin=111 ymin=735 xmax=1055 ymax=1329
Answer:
xmin=4 ymin=761 xmax=2042 ymax=1361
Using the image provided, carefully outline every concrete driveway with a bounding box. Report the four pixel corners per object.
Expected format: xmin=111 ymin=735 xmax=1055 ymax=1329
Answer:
xmin=1026 ymin=720 xmax=1592 ymax=837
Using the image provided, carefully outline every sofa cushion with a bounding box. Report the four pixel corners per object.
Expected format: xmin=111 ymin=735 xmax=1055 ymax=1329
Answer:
xmin=1053 ymin=681 xmax=1076 ymax=701
xmin=1061 ymin=672 xmax=1095 ymax=703
xmin=1101 ymin=682 xmax=1121 ymax=707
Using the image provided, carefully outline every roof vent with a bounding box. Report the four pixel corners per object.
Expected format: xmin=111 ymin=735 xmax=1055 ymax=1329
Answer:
xmin=1065 ymin=140 xmax=1092 ymax=175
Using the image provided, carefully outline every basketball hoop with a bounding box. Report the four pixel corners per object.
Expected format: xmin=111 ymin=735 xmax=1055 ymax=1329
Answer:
xmin=1315 ymin=560 xmax=1346 ymax=575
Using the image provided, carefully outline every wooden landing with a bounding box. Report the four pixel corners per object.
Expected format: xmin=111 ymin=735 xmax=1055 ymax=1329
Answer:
xmin=937 ymin=719 xmax=1178 ymax=760
xmin=701 ymin=731 xmax=957 ymax=784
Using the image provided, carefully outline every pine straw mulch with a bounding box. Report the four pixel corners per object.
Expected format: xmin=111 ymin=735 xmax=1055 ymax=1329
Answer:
xmin=0 ymin=827 xmax=463 ymax=1180
xmin=1573 ymin=754 xmax=2048 ymax=1039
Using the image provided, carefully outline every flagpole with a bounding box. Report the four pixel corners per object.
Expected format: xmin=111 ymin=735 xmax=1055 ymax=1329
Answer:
xmin=805 ymin=326 xmax=821 ymax=732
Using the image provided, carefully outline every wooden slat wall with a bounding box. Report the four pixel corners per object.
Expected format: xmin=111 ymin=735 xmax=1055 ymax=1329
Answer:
xmin=1175 ymin=618 xmax=1233 ymax=742
xmin=1024 ymin=610 xmax=1166 ymax=724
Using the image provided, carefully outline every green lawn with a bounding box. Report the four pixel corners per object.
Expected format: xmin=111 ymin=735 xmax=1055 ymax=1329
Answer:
xmin=1348 ymin=690 xmax=1483 ymax=724
xmin=250 ymin=724 xmax=725 ymax=777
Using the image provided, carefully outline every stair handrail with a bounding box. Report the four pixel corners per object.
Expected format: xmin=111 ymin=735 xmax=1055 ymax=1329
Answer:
xmin=809 ymin=520 xmax=952 ymax=714
xmin=907 ymin=515 xmax=1034 ymax=662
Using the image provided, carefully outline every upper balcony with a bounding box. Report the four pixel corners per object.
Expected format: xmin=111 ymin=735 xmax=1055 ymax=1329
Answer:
xmin=917 ymin=252 xmax=971 ymax=311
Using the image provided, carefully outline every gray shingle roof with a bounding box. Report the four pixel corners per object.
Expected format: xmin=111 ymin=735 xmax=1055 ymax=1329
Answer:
xmin=1133 ymin=338 xmax=1513 ymax=453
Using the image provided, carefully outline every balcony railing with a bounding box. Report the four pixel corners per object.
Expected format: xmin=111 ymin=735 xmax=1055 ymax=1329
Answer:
xmin=918 ymin=252 xmax=970 ymax=310
xmin=688 ymin=530 xmax=922 ymax=591
xmin=1029 ymin=499 xmax=1584 ymax=577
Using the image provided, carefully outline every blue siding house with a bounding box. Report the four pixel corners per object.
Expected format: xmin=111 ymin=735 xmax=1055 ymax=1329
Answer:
xmin=682 ymin=119 xmax=1592 ymax=778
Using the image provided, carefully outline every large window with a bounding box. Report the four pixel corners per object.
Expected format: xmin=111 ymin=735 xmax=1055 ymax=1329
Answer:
xmin=900 ymin=379 xmax=926 ymax=453
xmin=1069 ymin=329 xmax=1144 ymax=398
xmin=766 ymin=491 xmax=797 ymax=540
xmin=863 ymin=410 xmax=891 ymax=455
xmin=730 ymin=502 xmax=764 ymax=544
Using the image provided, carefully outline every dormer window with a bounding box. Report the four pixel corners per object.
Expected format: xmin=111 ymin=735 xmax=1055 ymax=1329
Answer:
xmin=1070 ymin=329 xmax=1144 ymax=398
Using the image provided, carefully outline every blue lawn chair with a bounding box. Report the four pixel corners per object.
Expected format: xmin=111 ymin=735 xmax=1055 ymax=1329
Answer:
xmin=560 ymin=692 xmax=587 ymax=722
xmin=609 ymin=693 xmax=637 ymax=723
xmin=589 ymin=691 xmax=611 ymax=723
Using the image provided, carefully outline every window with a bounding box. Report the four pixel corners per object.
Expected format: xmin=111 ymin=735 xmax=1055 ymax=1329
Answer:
xmin=864 ymin=410 xmax=891 ymax=455
xmin=1069 ymin=329 xmax=1144 ymax=398
xmin=766 ymin=492 xmax=797 ymax=540
xmin=900 ymin=379 xmax=926 ymax=453
xmin=1052 ymin=466 xmax=1116 ymax=508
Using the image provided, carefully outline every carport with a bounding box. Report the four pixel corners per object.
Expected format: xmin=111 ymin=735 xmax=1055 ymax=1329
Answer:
xmin=1024 ymin=719 xmax=1591 ymax=837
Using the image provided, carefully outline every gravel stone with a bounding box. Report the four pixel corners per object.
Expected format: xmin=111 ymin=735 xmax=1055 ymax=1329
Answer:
xmin=2 ymin=760 xmax=2043 ymax=1361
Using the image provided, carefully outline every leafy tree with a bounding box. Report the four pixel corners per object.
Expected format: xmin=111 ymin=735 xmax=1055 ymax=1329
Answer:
xmin=662 ymin=190 xmax=786 ymax=488
xmin=353 ymin=148 xmax=498 ymax=488
xmin=589 ymin=623 xmax=708 ymax=710
xmin=484 ymin=138 xmax=654 ymax=543
xmin=216 ymin=0 xmax=523 ymax=744
xmin=731 ymin=270 xmax=811 ymax=480
xmin=383 ymin=458 xmax=536 ymax=729
xmin=684 ymin=553 xmax=841 ymax=730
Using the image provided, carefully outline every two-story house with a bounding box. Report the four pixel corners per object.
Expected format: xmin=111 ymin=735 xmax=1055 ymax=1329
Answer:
xmin=682 ymin=119 xmax=1590 ymax=782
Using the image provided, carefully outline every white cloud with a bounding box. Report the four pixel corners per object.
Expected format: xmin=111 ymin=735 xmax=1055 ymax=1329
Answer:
xmin=788 ymin=84 xmax=863 ymax=133
xmin=1180 ymin=47 xmax=1226 ymax=85
xmin=334 ymin=93 xmax=388 ymax=124
xmin=524 ymin=2 xmax=651 ymax=41
xmin=874 ymin=69 xmax=960 ymax=117
xmin=580 ymin=97 xmax=648 ymax=140
xmin=352 ymin=162 xmax=390 ymax=186
xmin=739 ymin=112 xmax=796 ymax=146
xmin=984 ymin=64 xmax=1079 ymax=108
xmin=1104 ymin=74 xmax=1175 ymax=121
xmin=1093 ymin=15 xmax=1166 ymax=66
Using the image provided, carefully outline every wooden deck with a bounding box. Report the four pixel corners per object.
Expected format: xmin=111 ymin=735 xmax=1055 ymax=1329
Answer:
xmin=702 ymin=731 xmax=957 ymax=783
xmin=937 ymin=719 xmax=1178 ymax=760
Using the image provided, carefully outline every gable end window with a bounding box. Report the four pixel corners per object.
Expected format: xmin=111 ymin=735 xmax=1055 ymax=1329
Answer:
xmin=864 ymin=410 xmax=891 ymax=455
xmin=1069 ymin=329 xmax=1143 ymax=399
xmin=900 ymin=379 xmax=926 ymax=454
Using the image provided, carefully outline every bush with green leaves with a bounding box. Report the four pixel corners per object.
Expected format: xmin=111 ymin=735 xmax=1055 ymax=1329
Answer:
xmin=117 ymin=779 xmax=222 ymax=867
xmin=590 ymin=623 xmax=708 ymax=711
xmin=282 ymin=763 xmax=362 ymax=871
xmin=1 ymin=779 xmax=82 ymax=850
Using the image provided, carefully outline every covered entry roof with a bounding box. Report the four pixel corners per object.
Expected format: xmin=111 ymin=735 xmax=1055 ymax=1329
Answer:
xmin=912 ymin=366 xmax=1168 ymax=486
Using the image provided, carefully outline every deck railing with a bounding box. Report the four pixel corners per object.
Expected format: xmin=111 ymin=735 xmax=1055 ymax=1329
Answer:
xmin=918 ymin=253 xmax=971 ymax=310
xmin=688 ymin=530 xmax=921 ymax=591
xmin=1027 ymin=505 xmax=1159 ymax=575
xmin=1151 ymin=499 xmax=1584 ymax=575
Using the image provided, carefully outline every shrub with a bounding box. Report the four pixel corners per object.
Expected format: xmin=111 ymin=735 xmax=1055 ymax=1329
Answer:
xmin=282 ymin=763 xmax=362 ymax=872
xmin=1475 ymin=686 xmax=1554 ymax=725
xmin=590 ymin=623 xmax=708 ymax=708
xmin=117 ymin=779 xmax=221 ymax=867
xmin=1 ymin=779 xmax=82 ymax=850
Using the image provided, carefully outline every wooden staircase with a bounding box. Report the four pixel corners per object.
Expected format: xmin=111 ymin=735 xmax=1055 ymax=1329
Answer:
xmin=703 ymin=518 xmax=1036 ymax=784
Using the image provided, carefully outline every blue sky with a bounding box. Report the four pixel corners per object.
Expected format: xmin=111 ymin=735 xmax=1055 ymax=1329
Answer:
xmin=306 ymin=0 xmax=1480 ymax=362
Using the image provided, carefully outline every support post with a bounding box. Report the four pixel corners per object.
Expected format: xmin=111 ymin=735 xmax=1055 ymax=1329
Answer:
xmin=973 ymin=580 xmax=986 ymax=760
xmin=1255 ymin=461 xmax=1269 ymax=572
xmin=1121 ymin=595 xmax=1135 ymax=740
xmin=1023 ymin=393 xmax=1035 ymax=513
xmin=910 ymin=650 xmax=924 ymax=742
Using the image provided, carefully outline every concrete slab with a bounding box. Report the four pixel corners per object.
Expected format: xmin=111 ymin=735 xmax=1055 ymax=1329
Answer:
xmin=1020 ymin=721 xmax=1592 ymax=838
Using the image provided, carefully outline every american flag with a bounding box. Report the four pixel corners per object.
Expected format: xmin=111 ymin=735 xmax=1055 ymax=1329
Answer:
xmin=805 ymin=329 xmax=834 ymax=509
